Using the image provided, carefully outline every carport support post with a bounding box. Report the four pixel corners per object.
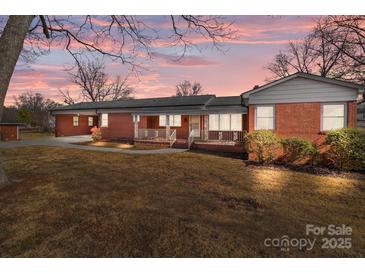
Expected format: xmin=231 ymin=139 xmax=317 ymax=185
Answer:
xmin=204 ymin=115 xmax=208 ymax=140
xmin=166 ymin=115 xmax=170 ymax=139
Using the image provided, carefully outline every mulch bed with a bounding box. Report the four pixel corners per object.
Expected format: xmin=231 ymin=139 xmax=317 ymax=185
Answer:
xmin=244 ymin=160 xmax=365 ymax=179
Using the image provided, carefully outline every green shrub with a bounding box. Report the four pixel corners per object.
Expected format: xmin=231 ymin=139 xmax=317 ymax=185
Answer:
xmin=90 ymin=126 xmax=102 ymax=142
xmin=325 ymin=128 xmax=365 ymax=170
xmin=245 ymin=130 xmax=279 ymax=163
xmin=281 ymin=137 xmax=319 ymax=165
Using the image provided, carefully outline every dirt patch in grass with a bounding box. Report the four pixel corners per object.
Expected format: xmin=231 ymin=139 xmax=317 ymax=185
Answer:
xmin=221 ymin=195 xmax=264 ymax=210
xmin=0 ymin=146 xmax=364 ymax=257
xmin=73 ymin=141 xmax=164 ymax=150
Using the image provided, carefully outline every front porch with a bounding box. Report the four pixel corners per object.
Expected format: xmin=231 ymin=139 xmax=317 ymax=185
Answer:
xmin=132 ymin=114 xmax=248 ymax=149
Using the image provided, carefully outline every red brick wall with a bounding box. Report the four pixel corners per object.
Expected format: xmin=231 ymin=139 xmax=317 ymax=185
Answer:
xmin=55 ymin=115 xmax=98 ymax=137
xmin=275 ymin=102 xmax=324 ymax=143
xmin=100 ymin=113 xmax=134 ymax=140
xmin=247 ymin=101 xmax=358 ymax=160
xmin=0 ymin=125 xmax=18 ymax=141
xmin=193 ymin=143 xmax=245 ymax=154
xmin=348 ymin=101 xmax=357 ymax=128
xmin=248 ymin=105 xmax=255 ymax=133
xmin=248 ymin=101 xmax=358 ymax=143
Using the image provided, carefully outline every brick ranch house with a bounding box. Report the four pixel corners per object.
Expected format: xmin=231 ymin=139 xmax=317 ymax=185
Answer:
xmin=50 ymin=73 xmax=364 ymax=153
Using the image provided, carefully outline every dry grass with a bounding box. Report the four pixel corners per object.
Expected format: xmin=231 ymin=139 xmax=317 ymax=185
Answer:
xmin=0 ymin=146 xmax=364 ymax=257
xmin=19 ymin=131 xmax=53 ymax=140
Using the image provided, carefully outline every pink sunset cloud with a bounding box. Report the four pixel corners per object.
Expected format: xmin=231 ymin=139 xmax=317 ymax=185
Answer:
xmin=5 ymin=16 xmax=318 ymax=106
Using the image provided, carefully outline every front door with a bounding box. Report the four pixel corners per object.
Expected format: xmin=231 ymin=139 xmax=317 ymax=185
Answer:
xmin=190 ymin=115 xmax=200 ymax=138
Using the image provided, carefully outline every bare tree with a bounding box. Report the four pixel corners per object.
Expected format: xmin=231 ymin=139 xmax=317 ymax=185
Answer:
xmin=1 ymin=15 xmax=234 ymax=114
xmin=61 ymin=59 xmax=134 ymax=103
xmin=316 ymin=16 xmax=365 ymax=87
xmin=320 ymin=16 xmax=365 ymax=66
xmin=14 ymin=92 xmax=60 ymax=131
xmin=0 ymin=16 xmax=34 ymax=185
xmin=265 ymin=38 xmax=315 ymax=80
xmin=176 ymin=80 xmax=203 ymax=96
xmin=58 ymin=89 xmax=78 ymax=105
xmin=0 ymin=15 xmax=235 ymax=184
xmin=0 ymin=16 xmax=34 ymax=120
xmin=265 ymin=17 xmax=355 ymax=82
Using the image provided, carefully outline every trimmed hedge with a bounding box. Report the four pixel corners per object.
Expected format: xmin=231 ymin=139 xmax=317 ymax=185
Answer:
xmin=281 ymin=137 xmax=318 ymax=165
xmin=245 ymin=130 xmax=279 ymax=163
xmin=325 ymin=128 xmax=365 ymax=170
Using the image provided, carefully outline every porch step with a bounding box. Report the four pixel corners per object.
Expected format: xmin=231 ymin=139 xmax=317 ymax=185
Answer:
xmin=172 ymin=139 xmax=188 ymax=149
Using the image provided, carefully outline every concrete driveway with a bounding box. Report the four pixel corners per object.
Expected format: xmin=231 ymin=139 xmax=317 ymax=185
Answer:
xmin=0 ymin=135 xmax=187 ymax=155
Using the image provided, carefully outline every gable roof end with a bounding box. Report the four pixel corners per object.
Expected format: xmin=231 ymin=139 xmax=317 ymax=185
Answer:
xmin=241 ymin=72 xmax=364 ymax=98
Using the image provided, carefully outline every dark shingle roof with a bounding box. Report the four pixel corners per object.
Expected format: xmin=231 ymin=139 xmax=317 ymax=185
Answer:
xmin=50 ymin=94 xmax=248 ymax=114
xmin=206 ymin=96 xmax=242 ymax=107
xmin=51 ymin=95 xmax=215 ymax=111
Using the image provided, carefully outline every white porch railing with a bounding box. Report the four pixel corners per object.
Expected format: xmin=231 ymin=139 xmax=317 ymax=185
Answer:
xmin=137 ymin=128 xmax=168 ymax=139
xmin=169 ymin=130 xmax=176 ymax=148
xmin=136 ymin=128 xmax=177 ymax=147
xmin=202 ymin=130 xmax=246 ymax=142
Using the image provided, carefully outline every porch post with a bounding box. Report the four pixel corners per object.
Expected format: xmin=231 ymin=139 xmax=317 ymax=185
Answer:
xmin=133 ymin=114 xmax=139 ymax=139
xmin=166 ymin=115 xmax=170 ymax=139
xmin=204 ymin=115 xmax=209 ymax=140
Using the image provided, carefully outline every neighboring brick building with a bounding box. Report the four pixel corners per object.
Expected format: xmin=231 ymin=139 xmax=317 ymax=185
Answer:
xmin=0 ymin=123 xmax=21 ymax=141
xmin=51 ymin=73 xmax=363 ymax=154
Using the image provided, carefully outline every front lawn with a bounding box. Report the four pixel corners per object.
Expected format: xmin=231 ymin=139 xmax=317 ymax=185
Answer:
xmin=0 ymin=147 xmax=364 ymax=257
xmin=73 ymin=141 xmax=165 ymax=150
xmin=19 ymin=131 xmax=53 ymax=140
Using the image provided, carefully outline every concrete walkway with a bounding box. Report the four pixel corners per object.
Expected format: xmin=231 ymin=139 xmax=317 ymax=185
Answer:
xmin=0 ymin=135 xmax=187 ymax=155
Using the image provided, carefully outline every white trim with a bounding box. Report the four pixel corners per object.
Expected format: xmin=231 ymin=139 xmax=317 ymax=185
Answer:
xmin=320 ymin=102 xmax=347 ymax=132
xmin=88 ymin=116 xmax=94 ymax=127
xmin=254 ymin=105 xmax=275 ymax=130
xmin=72 ymin=116 xmax=79 ymax=127
xmin=101 ymin=113 xmax=108 ymax=128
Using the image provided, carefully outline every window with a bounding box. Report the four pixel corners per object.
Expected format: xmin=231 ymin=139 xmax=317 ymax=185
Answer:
xmin=219 ymin=114 xmax=230 ymax=131
xmin=322 ymin=103 xmax=345 ymax=131
xmin=159 ymin=115 xmax=166 ymax=126
xmin=88 ymin=117 xmax=93 ymax=126
xmin=231 ymin=114 xmax=242 ymax=131
xmin=159 ymin=115 xmax=181 ymax=127
xmin=172 ymin=115 xmax=181 ymax=127
xmin=101 ymin=113 xmax=108 ymax=127
xmin=209 ymin=114 xmax=219 ymax=130
xmin=208 ymin=114 xmax=242 ymax=131
xmin=73 ymin=116 xmax=79 ymax=127
xmin=255 ymin=106 xmax=274 ymax=130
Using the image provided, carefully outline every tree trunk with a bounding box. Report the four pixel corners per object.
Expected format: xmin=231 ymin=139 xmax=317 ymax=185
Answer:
xmin=0 ymin=16 xmax=34 ymax=186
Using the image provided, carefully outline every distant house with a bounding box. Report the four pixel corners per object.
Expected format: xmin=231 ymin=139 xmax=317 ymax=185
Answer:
xmin=0 ymin=107 xmax=22 ymax=141
xmin=50 ymin=72 xmax=363 ymax=152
